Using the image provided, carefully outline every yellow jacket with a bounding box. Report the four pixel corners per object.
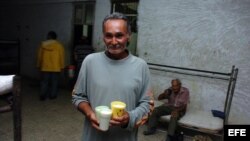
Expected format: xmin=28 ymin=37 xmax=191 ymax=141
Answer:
xmin=37 ymin=40 xmax=65 ymax=72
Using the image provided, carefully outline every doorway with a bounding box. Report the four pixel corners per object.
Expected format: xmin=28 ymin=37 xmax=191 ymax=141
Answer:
xmin=111 ymin=0 xmax=139 ymax=56
xmin=73 ymin=2 xmax=95 ymax=63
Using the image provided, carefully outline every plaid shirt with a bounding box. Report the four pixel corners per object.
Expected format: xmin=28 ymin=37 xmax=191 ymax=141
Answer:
xmin=164 ymin=87 xmax=189 ymax=108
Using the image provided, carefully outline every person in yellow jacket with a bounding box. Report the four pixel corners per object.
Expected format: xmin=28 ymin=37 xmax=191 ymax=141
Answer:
xmin=37 ymin=31 xmax=65 ymax=101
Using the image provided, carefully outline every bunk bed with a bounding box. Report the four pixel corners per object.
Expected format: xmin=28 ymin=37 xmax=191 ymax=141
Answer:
xmin=148 ymin=63 xmax=238 ymax=140
xmin=0 ymin=39 xmax=22 ymax=141
xmin=0 ymin=75 xmax=22 ymax=141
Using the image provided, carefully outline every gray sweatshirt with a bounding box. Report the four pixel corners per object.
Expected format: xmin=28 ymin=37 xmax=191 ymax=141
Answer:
xmin=72 ymin=51 xmax=152 ymax=141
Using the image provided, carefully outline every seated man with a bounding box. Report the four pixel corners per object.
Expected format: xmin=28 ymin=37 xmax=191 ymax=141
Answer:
xmin=143 ymin=79 xmax=189 ymax=140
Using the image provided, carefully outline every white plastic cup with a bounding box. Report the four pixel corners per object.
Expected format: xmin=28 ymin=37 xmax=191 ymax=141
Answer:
xmin=99 ymin=108 xmax=112 ymax=131
xmin=95 ymin=106 xmax=109 ymax=122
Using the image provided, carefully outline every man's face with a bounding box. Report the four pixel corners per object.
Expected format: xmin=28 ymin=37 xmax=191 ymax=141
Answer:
xmin=172 ymin=81 xmax=181 ymax=94
xmin=103 ymin=19 xmax=129 ymax=55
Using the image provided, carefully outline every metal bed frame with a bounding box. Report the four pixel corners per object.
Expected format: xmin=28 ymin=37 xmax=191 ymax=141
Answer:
xmin=0 ymin=75 xmax=22 ymax=141
xmin=12 ymin=75 xmax=22 ymax=141
xmin=0 ymin=39 xmax=22 ymax=141
xmin=148 ymin=62 xmax=238 ymax=139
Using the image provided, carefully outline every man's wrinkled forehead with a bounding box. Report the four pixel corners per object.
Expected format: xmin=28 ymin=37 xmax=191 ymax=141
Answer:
xmin=103 ymin=19 xmax=127 ymax=29
xmin=102 ymin=14 xmax=131 ymax=34
xmin=103 ymin=19 xmax=129 ymax=35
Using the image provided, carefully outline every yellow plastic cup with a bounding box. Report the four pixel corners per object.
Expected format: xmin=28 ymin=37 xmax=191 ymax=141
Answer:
xmin=111 ymin=101 xmax=126 ymax=118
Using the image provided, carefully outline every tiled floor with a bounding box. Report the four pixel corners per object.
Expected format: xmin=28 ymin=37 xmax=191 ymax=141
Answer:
xmin=0 ymin=78 xmax=210 ymax=141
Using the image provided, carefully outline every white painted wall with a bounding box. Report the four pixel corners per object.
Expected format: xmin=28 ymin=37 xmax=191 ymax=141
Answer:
xmin=92 ymin=0 xmax=111 ymax=51
xmin=137 ymin=0 xmax=250 ymax=124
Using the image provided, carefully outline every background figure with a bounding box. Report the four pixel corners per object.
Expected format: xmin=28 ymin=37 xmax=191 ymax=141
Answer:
xmin=72 ymin=12 xmax=154 ymax=141
xmin=74 ymin=36 xmax=94 ymax=79
xmin=143 ymin=79 xmax=189 ymax=141
xmin=37 ymin=31 xmax=65 ymax=101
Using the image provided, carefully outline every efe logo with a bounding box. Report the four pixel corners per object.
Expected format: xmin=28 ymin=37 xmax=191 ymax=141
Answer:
xmin=224 ymin=125 xmax=249 ymax=140
xmin=228 ymin=129 xmax=246 ymax=136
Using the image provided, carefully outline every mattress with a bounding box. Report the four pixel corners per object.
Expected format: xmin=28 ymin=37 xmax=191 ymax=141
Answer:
xmin=0 ymin=75 xmax=15 ymax=95
xmin=155 ymin=100 xmax=224 ymax=134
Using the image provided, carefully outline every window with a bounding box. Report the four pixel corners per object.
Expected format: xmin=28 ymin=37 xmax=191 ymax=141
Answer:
xmin=111 ymin=0 xmax=139 ymax=55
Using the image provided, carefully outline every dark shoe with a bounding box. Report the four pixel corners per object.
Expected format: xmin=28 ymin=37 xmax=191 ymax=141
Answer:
xmin=143 ymin=129 xmax=156 ymax=135
xmin=165 ymin=135 xmax=171 ymax=141
xmin=177 ymin=132 xmax=184 ymax=141
xmin=165 ymin=135 xmax=173 ymax=141
xmin=166 ymin=135 xmax=178 ymax=141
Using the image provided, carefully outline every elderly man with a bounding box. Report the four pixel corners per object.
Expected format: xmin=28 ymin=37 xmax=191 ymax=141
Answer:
xmin=144 ymin=79 xmax=189 ymax=141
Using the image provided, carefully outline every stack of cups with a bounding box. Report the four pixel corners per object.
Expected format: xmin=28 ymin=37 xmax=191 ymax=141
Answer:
xmin=95 ymin=106 xmax=112 ymax=131
xmin=95 ymin=101 xmax=126 ymax=131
